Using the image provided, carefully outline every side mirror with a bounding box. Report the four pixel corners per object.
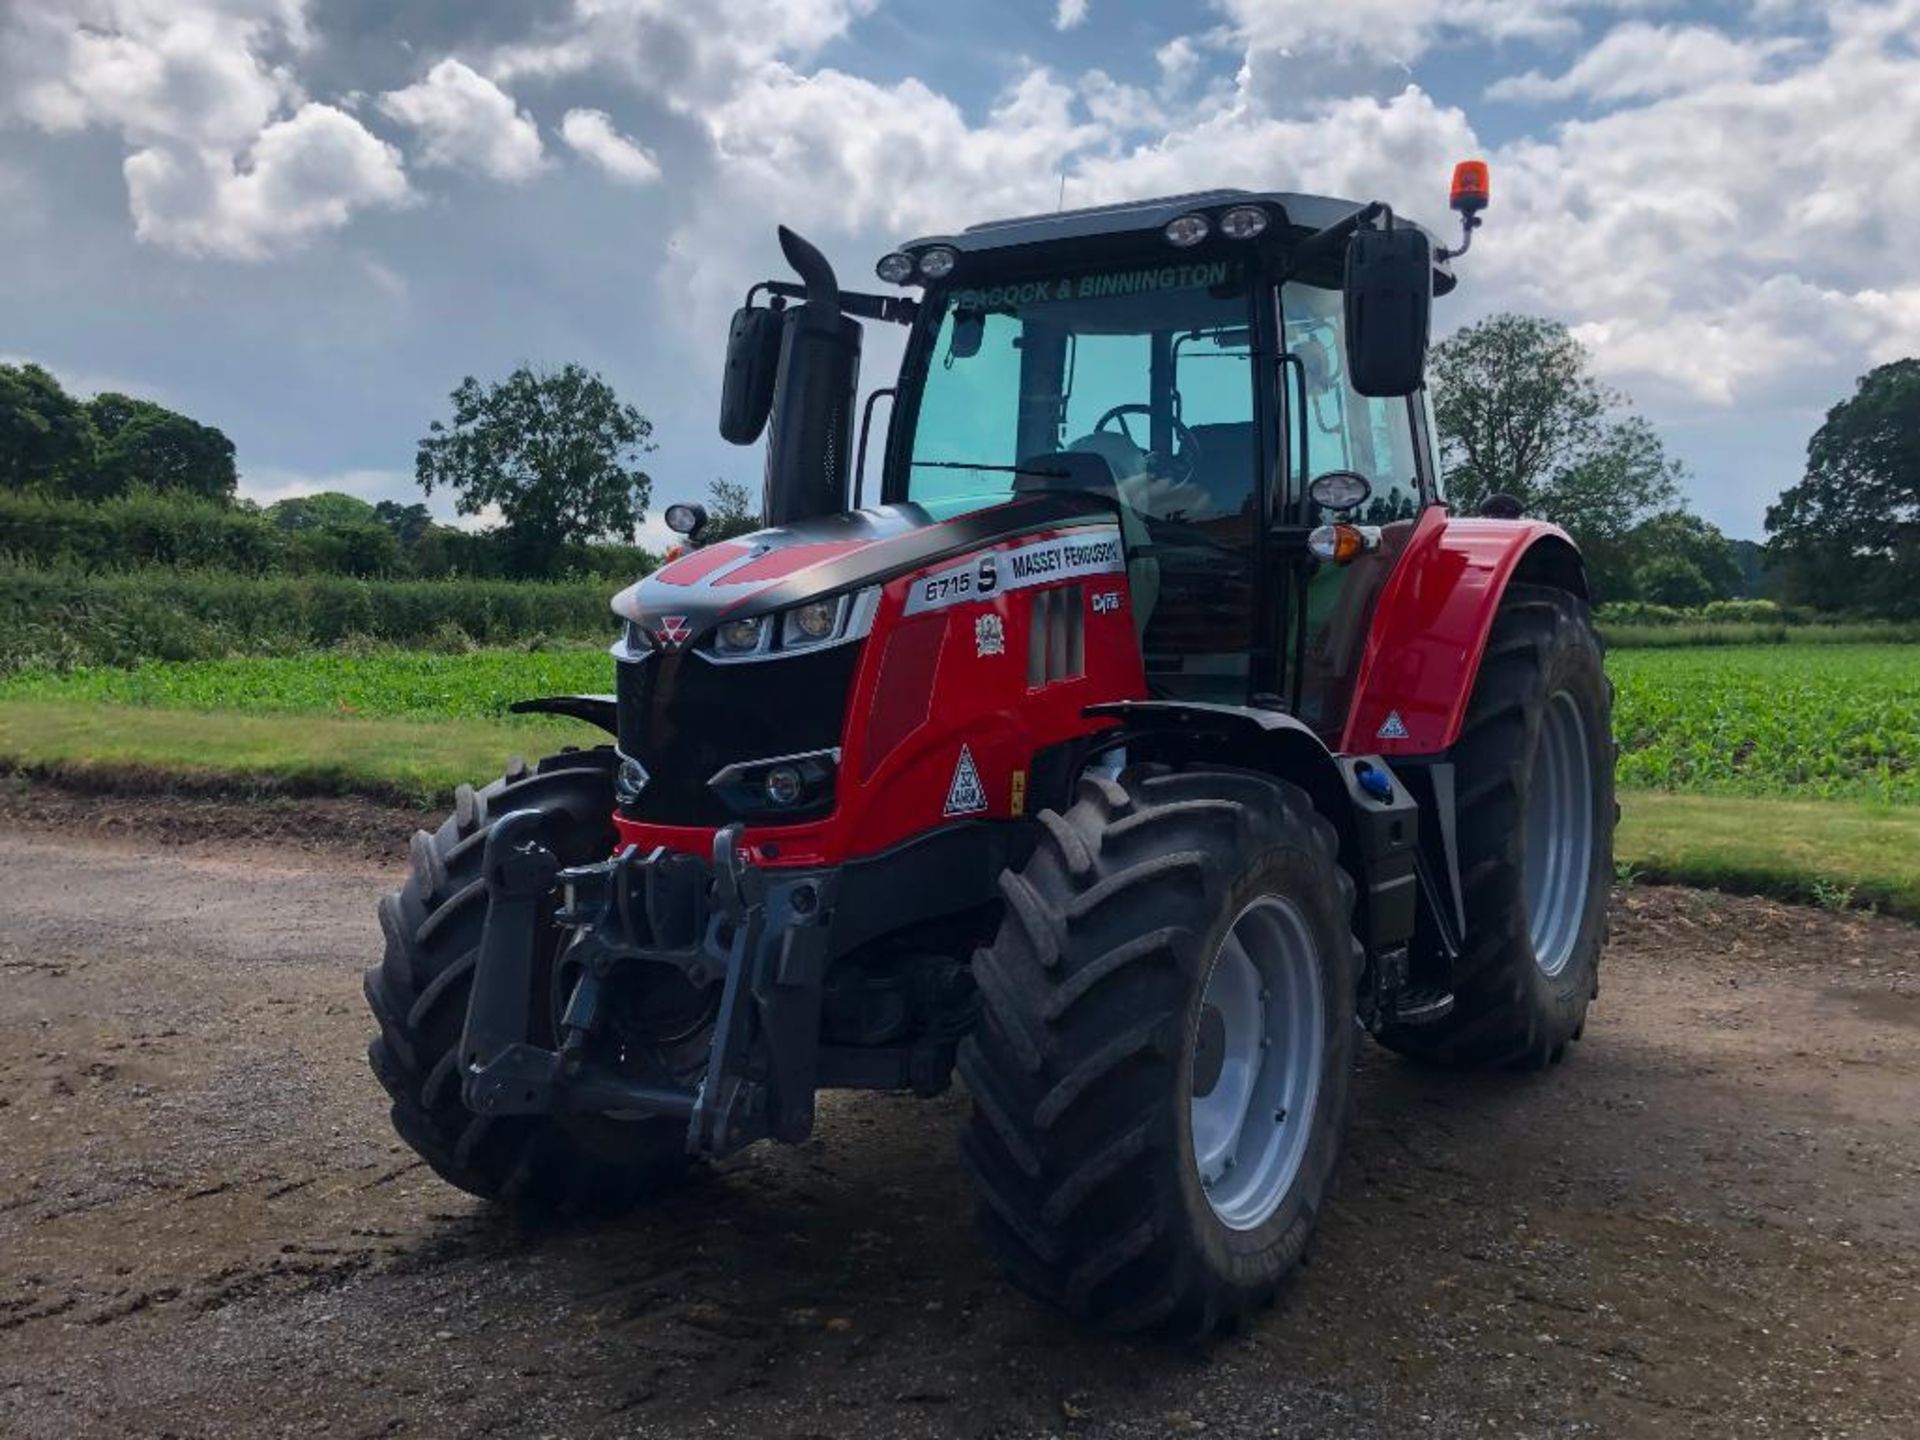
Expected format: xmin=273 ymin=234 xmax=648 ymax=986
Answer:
xmin=719 ymin=305 xmax=781 ymax=444
xmin=1344 ymin=223 xmax=1431 ymax=397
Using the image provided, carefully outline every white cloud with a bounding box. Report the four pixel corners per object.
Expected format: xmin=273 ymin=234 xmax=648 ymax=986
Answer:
xmin=1489 ymin=22 xmax=1798 ymax=103
xmin=1428 ymin=17 xmax=1920 ymax=416
xmin=1156 ymin=36 xmax=1202 ymax=92
xmin=379 ymin=59 xmax=544 ymax=182
xmin=559 ymin=108 xmax=662 ymax=185
xmin=1 ymin=1 xmax=409 ymax=258
xmin=124 ymin=102 xmax=408 ymax=259
xmin=1055 ymin=0 xmax=1090 ymax=31
xmin=1215 ymin=0 xmax=1584 ymax=70
xmin=0 ymin=0 xmax=308 ymax=150
xmin=489 ymin=0 xmax=877 ymax=110
xmin=644 ymin=0 xmax=1920 ymax=421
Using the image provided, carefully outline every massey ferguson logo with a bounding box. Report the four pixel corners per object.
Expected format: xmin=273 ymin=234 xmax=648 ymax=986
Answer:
xmin=655 ymin=615 xmax=692 ymax=648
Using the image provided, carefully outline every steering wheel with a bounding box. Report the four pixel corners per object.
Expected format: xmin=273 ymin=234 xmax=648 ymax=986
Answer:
xmin=1093 ymin=404 xmax=1200 ymax=485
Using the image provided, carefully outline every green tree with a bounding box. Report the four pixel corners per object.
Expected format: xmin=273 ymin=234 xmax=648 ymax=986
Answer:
xmin=1765 ymin=359 xmax=1920 ymax=616
xmin=700 ymin=478 xmax=762 ymax=542
xmin=1430 ymin=315 xmax=1684 ymax=584
xmin=85 ymin=393 xmax=237 ymax=502
xmin=268 ymin=491 xmax=378 ymax=531
xmin=1632 ymin=552 xmax=1714 ymax=608
xmin=0 ymin=363 xmax=96 ymax=492
xmin=373 ymin=500 xmax=434 ymax=548
xmin=1622 ymin=510 xmax=1741 ymax=604
xmin=415 ymin=364 xmax=653 ymax=575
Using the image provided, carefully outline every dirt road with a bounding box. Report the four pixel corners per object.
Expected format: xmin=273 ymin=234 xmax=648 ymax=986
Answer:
xmin=1 ymin=792 xmax=1916 ymax=1439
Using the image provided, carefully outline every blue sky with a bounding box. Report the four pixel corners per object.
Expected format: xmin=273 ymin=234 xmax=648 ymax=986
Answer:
xmin=3 ymin=0 xmax=1917 ymax=545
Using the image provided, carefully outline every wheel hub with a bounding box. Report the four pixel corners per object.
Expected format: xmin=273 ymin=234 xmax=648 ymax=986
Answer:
xmin=1523 ymin=688 xmax=1596 ymax=977
xmin=1188 ymin=897 xmax=1325 ymax=1232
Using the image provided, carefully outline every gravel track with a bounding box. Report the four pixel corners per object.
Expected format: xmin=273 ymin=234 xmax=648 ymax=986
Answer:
xmin=0 ymin=792 xmax=1915 ymax=1439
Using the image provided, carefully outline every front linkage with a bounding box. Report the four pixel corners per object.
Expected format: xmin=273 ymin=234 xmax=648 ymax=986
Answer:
xmin=458 ymin=809 xmax=838 ymax=1159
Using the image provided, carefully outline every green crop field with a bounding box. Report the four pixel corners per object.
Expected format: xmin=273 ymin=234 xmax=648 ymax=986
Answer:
xmin=1609 ymin=645 xmax=1919 ymax=802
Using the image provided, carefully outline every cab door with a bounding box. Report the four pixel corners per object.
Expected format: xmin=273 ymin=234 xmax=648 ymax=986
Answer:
xmin=1279 ymin=279 xmax=1435 ymax=740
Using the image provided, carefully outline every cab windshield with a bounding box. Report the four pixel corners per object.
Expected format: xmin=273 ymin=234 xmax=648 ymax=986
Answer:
xmin=904 ymin=259 xmax=1259 ymax=532
xmin=901 ymin=258 xmax=1262 ymax=703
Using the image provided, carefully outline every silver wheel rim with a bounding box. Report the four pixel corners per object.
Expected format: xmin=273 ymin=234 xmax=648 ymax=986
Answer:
xmin=1524 ymin=689 xmax=1595 ymax=977
xmin=1189 ymin=897 xmax=1325 ymax=1232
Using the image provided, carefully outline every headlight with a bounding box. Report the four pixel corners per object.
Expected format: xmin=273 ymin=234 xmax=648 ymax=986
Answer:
xmin=717 ymin=617 xmax=765 ymax=653
xmin=763 ymin=765 xmax=803 ymax=807
xmin=708 ymin=749 xmax=840 ymax=818
xmin=789 ymin=600 xmax=838 ymax=642
xmin=917 ymin=246 xmax=957 ymax=280
xmin=875 ymin=252 xmax=915 ymax=284
xmin=700 ymin=587 xmax=879 ymax=663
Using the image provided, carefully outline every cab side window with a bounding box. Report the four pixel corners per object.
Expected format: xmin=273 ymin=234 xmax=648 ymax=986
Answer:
xmin=1284 ymin=283 xmax=1421 ymax=524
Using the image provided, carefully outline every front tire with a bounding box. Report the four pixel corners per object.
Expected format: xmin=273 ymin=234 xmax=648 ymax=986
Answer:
xmin=959 ymin=765 xmax=1358 ymax=1337
xmin=1380 ymin=584 xmax=1614 ymax=1069
xmin=364 ymin=748 xmax=695 ymax=1213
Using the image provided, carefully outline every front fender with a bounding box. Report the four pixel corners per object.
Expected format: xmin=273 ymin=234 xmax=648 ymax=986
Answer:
xmin=509 ymin=694 xmax=618 ymax=735
xmin=1340 ymin=512 xmax=1586 ymax=757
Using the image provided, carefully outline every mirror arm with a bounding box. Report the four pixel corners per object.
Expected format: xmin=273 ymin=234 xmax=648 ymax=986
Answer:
xmin=754 ymin=280 xmax=918 ymax=326
xmin=1285 ymin=201 xmax=1387 ymax=278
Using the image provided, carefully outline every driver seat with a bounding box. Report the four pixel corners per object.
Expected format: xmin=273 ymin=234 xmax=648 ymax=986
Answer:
xmin=1013 ymin=437 xmax=1161 ymax=632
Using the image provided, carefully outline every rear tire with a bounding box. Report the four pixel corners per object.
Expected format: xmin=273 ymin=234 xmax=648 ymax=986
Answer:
xmin=959 ymin=764 xmax=1358 ymax=1337
xmin=364 ymin=747 xmax=694 ymax=1213
xmin=1380 ymin=584 xmax=1614 ymax=1069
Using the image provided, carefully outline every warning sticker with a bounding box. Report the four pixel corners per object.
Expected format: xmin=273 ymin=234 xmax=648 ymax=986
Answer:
xmin=904 ymin=528 xmax=1125 ymax=616
xmin=944 ymin=745 xmax=988 ymax=817
xmin=1377 ymin=710 xmax=1410 ymax=740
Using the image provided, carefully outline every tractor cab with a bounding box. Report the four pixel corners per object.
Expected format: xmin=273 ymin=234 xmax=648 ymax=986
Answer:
xmin=874 ymin=191 xmax=1451 ymax=719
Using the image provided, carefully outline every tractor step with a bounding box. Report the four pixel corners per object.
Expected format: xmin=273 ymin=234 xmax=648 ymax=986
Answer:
xmin=1388 ymin=987 xmax=1455 ymax=1026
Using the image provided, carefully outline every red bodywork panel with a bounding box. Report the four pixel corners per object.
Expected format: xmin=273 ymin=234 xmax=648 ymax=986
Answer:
xmin=1340 ymin=507 xmax=1577 ymax=757
xmin=613 ymin=525 xmax=1147 ymax=868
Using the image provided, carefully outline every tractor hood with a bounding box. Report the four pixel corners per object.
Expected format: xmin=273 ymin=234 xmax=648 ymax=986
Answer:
xmin=611 ymin=490 xmax=1112 ymax=650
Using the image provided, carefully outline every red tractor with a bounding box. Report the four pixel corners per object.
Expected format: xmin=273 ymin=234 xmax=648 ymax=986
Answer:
xmin=365 ymin=162 xmax=1613 ymax=1337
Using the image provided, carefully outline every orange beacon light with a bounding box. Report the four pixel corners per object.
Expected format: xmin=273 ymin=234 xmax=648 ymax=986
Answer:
xmin=1450 ymin=160 xmax=1490 ymax=216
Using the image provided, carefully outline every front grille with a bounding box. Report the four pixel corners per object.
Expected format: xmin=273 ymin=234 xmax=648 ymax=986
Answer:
xmin=616 ymin=642 xmax=861 ymax=826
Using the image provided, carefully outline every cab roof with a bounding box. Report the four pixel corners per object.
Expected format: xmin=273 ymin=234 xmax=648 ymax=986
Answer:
xmin=903 ymin=189 xmax=1456 ymax=294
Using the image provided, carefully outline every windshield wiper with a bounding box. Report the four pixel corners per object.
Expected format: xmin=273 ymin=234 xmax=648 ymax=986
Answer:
xmin=912 ymin=460 xmax=1070 ymax=479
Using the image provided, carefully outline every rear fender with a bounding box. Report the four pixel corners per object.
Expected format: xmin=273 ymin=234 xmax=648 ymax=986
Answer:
xmin=509 ymin=694 xmax=618 ymax=735
xmin=1340 ymin=512 xmax=1587 ymax=757
xmin=1087 ymin=701 xmax=1417 ymax=959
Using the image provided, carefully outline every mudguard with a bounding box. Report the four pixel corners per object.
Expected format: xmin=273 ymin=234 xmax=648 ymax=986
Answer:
xmin=1340 ymin=510 xmax=1587 ymax=758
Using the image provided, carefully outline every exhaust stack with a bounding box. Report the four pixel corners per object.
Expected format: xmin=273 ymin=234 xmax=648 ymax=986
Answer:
xmin=762 ymin=226 xmax=863 ymax=527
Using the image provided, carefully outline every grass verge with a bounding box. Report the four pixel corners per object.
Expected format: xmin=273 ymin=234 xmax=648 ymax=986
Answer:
xmin=1618 ymin=791 xmax=1920 ymax=918
xmin=0 ymin=699 xmax=586 ymax=807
